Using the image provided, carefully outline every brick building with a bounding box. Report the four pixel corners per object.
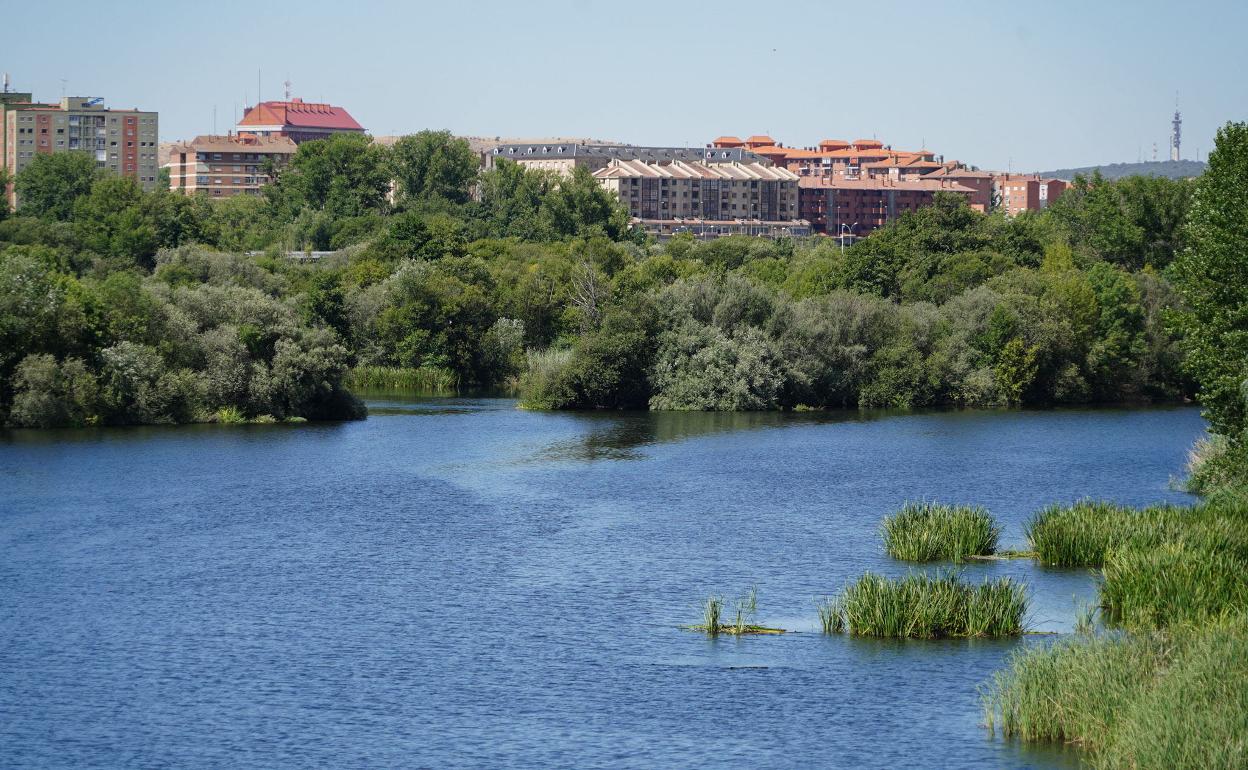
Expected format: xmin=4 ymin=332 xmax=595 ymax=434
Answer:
xmin=488 ymin=142 xmax=765 ymax=176
xmin=712 ymin=134 xmax=943 ymax=182
xmin=993 ymin=174 xmax=1069 ymax=216
xmin=919 ymin=166 xmax=995 ymax=212
xmin=165 ymin=134 xmax=297 ymax=197
xmin=798 ymin=177 xmax=978 ymax=236
xmin=235 ymin=98 xmax=363 ymax=144
xmin=593 ymin=158 xmax=806 ymax=239
xmin=2 ymin=92 xmax=158 ymax=209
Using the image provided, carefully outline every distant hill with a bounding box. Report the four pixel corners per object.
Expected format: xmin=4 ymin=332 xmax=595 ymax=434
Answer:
xmin=1039 ymin=159 xmax=1206 ymax=181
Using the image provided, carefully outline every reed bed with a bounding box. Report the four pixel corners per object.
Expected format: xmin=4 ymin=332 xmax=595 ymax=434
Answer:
xmin=984 ymin=617 xmax=1248 ymax=769
xmin=1025 ymin=500 xmax=1195 ymax=567
xmin=827 ymin=571 xmax=1026 ymax=638
xmin=881 ymin=502 xmax=1000 ymax=562
xmin=1100 ymin=541 xmax=1248 ymax=629
xmin=345 ymin=365 xmax=458 ymax=393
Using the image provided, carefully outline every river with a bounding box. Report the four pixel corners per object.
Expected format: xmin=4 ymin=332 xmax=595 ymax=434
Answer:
xmin=0 ymin=399 xmax=1206 ymax=768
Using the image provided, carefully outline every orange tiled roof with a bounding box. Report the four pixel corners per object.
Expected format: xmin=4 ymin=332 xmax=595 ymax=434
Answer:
xmin=238 ymin=98 xmax=363 ymax=131
xmin=745 ymin=135 xmax=776 ymax=145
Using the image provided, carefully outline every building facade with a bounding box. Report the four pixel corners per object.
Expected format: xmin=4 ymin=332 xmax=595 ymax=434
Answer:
xmin=490 ymin=143 xmax=766 ymax=176
xmin=235 ymin=98 xmax=364 ymax=144
xmin=2 ymin=93 xmax=158 ymax=208
xmin=993 ymin=174 xmax=1069 ymax=216
xmin=798 ymin=177 xmax=978 ymax=236
xmin=711 ymin=135 xmax=944 ymax=183
xmin=595 ymin=158 xmax=799 ymax=221
xmin=165 ymin=134 xmax=298 ymax=197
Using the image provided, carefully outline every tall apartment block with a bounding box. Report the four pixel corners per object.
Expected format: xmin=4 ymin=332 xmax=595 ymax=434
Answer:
xmin=993 ymin=174 xmax=1069 ymax=217
xmin=2 ymin=91 xmax=158 ymax=209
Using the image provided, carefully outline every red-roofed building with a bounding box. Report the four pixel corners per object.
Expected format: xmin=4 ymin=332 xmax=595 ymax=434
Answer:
xmin=235 ymin=98 xmax=364 ymax=144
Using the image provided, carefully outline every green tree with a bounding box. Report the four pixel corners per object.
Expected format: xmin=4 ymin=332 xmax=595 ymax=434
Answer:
xmin=539 ymin=166 xmax=631 ymax=241
xmin=391 ymin=130 xmax=479 ymax=206
xmin=270 ymin=134 xmax=391 ymax=220
xmin=15 ymin=152 xmax=101 ymax=221
xmin=1170 ymin=122 xmax=1248 ymax=436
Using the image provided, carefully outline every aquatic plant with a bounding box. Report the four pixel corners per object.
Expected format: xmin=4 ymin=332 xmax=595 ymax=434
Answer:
xmin=880 ymin=502 xmax=1001 ymax=562
xmin=690 ymin=587 xmax=784 ymax=636
xmin=1100 ymin=540 xmax=1248 ymax=629
xmin=984 ymin=617 xmax=1248 ymax=769
xmin=345 ymin=365 xmax=458 ymax=393
xmin=834 ymin=571 xmax=1026 ymax=638
xmin=816 ymin=596 xmax=845 ymax=634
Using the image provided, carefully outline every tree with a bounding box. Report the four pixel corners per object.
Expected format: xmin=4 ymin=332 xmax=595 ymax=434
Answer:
xmin=539 ymin=166 xmax=631 ymax=241
xmin=390 ymin=131 xmax=480 ymax=206
xmin=15 ymin=152 xmax=100 ymax=221
xmin=270 ymin=134 xmax=391 ymax=220
xmin=1170 ymin=122 xmax=1248 ymax=436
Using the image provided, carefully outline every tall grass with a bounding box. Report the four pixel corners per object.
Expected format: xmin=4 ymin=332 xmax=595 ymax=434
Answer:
xmin=345 ymin=365 xmax=458 ymax=393
xmin=1025 ymin=500 xmax=1196 ymax=567
xmin=1100 ymin=541 xmax=1248 ymax=629
xmin=881 ymin=502 xmax=1000 ymax=562
xmin=694 ymin=587 xmax=778 ymax=636
xmin=984 ymin=617 xmax=1248 ymax=769
xmin=518 ymin=348 xmax=573 ymax=409
xmin=830 ymin=571 xmax=1026 ymax=638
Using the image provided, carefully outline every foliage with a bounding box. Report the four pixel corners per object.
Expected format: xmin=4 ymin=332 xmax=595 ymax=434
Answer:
xmin=830 ymin=571 xmax=1026 ymax=638
xmin=881 ymin=502 xmax=1000 ymax=562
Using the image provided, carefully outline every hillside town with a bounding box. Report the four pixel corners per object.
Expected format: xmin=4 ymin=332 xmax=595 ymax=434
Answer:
xmin=1 ymin=86 xmax=1068 ymax=241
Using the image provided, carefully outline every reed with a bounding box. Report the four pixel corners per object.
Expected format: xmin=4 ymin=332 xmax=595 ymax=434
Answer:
xmin=881 ymin=502 xmax=1000 ymax=562
xmin=983 ymin=617 xmax=1248 ymax=769
xmin=816 ymin=596 xmax=845 ymax=634
xmin=1100 ymin=540 xmax=1248 ymax=629
xmin=834 ymin=571 xmax=1026 ymax=638
xmin=344 ymin=365 xmax=458 ymax=393
xmin=691 ymin=588 xmax=783 ymax=636
xmin=1024 ymin=500 xmax=1201 ymax=567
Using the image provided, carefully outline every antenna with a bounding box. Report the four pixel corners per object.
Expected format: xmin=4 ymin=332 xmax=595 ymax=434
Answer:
xmin=60 ymin=78 xmax=67 ymax=97
xmin=1170 ymin=92 xmax=1182 ymax=162
xmin=2 ymin=73 xmax=9 ymax=93
xmin=284 ymin=78 xmax=292 ymax=101
xmin=213 ymin=105 xmax=217 ymax=135
xmin=258 ymin=67 xmax=262 ymax=105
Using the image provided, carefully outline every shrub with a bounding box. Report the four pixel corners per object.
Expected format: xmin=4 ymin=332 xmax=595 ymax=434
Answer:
xmin=881 ymin=502 xmax=1000 ymax=562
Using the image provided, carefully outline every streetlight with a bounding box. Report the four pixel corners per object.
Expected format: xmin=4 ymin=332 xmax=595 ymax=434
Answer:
xmin=839 ymin=222 xmax=857 ymax=255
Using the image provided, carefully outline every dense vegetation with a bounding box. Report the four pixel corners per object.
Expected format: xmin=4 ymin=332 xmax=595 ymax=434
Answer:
xmin=981 ymin=122 xmax=1248 ymax=769
xmin=880 ymin=502 xmax=1000 ymax=562
xmin=819 ymin=572 xmax=1026 ymax=638
xmin=0 ymin=126 xmax=1207 ymax=426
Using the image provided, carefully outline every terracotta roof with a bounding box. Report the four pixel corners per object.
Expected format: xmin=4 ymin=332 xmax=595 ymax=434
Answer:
xmin=169 ymin=134 xmax=299 ymax=154
xmin=712 ymin=135 xmax=744 ymax=145
xmin=238 ymin=98 xmax=363 ymax=131
xmin=819 ymin=139 xmax=850 ymax=149
xmin=745 ymin=135 xmax=776 ymax=145
xmin=923 ymin=166 xmax=993 ymax=180
xmin=799 ymin=177 xmax=976 ymax=193
xmin=852 ymin=139 xmax=884 ymax=148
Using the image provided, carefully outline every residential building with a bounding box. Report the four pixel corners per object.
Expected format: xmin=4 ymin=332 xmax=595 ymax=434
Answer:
xmin=2 ymin=92 xmax=158 ymax=208
xmin=165 ymin=134 xmax=298 ymax=197
xmin=629 ymin=218 xmax=812 ymax=240
xmin=993 ymin=174 xmax=1069 ymax=216
xmin=595 ymin=158 xmax=799 ymax=220
xmin=919 ymin=166 xmax=995 ymax=212
xmin=489 ymin=142 xmax=766 ymax=176
xmin=712 ymin=134 xmax=942 ymax=182
xmin=235 ymin=97 xmax=364 ymax=144
xmin=798 ymin=177 xmax=978 ymax=236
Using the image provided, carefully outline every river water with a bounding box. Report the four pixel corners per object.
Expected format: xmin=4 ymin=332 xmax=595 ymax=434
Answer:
xmin=0 ymin=399 xmax=1205 ymax=768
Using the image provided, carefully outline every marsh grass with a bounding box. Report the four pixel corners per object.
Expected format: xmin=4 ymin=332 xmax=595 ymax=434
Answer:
xmin=691 ymin=587 xmax=784 ymax=636
xmin=816 ymin=596 xmax=845 ymax=634
xmin=881 ymin=502 xmax=1001 ymax=562
xmin=345 ymin=365 xmax=458 ymax=393
xmin=1100 ymin=541 xmax=1248 ymax=629
xmin=829 ymin=571 xmax=1026 ymax=638
xmin=1025 ymin=500 xmax=1199 ymax=567
xmin=984 ymin=617 xmax=1248 ymax=769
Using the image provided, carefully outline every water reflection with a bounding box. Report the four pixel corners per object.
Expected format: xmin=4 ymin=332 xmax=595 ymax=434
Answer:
xmin=537 ymin=408 xmax=890 ymax=462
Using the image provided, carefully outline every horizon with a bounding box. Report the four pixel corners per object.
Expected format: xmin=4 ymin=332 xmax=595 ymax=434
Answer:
xmin=4 ymin=0 xmax=1247 ymax=172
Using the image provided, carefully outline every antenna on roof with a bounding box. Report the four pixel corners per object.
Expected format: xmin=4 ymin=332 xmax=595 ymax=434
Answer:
xmin=284 ymin=78 xmax=292 ymax=101
xmin=258 ymin=67 xmax=262 ymax=105
xmin=2 ymin=73 xmax=8 ymax=93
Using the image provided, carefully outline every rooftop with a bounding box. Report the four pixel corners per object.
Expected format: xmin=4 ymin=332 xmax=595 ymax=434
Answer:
xmin=595 ymin=158 xmax=799 ymax=181
xmin=237 ymin=98 xmax=364 ymax=132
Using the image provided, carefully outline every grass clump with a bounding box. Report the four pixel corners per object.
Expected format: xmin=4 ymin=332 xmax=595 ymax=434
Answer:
xmin=1025 ymin=500 xmax=1200 ymax=567
xmin=345 ymin=365 xmax=458 ymax=393
xmin=829 ymin=571 xmax=1026 ymax=638
xmin=1100 ymin=540 xmax=1248 ymax=629
xmin=984 ymin=617 xmax=1248 ymax=769
xmin=690 ymin=587 xmax=785 ymax=636
xmin=881 ymin=502 xmax=1000 ymax=562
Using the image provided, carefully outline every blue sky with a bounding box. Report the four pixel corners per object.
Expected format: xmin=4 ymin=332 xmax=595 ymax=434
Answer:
xmin=4 ymin=0 xmax=1245 ymax=170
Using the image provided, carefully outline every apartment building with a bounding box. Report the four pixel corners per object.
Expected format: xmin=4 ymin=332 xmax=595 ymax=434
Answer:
xmin=712 ymin=135 xmax=943 ymax=182
xmin=2 ymin=92 xmax=158 ymax=208
xmin=798 ymin=177 xmax=978 ymax=236
xmin=919 ymin=166 xmax=995 ymax=212
xmin=489 ymin=142 xmax=765 ymax=176
xmin=993 ymin=174 xmax=1069 ymax=216
xmin=236 ymin=98 xmax=364 ymax=144
xmin=165 ymin=134 xmax=297 ymax=197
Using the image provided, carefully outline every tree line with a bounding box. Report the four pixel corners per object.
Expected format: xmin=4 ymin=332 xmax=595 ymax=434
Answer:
xmin=0 ymin=126 xmax=1227 ymax=427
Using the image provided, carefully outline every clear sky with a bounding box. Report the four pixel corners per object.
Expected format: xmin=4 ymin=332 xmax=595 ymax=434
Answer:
xmin=4 ymin=0 xmax=1245 ymax=171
